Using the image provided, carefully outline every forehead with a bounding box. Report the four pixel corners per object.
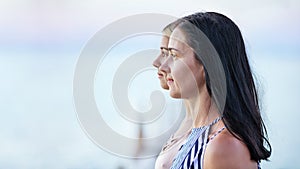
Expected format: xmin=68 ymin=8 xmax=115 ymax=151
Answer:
xmin=160 ymin=35 xmax=169 ymax=47
xmin=168 ymin=28 xmax=188 ymax=51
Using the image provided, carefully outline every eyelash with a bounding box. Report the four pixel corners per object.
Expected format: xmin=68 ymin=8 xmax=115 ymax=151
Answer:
xmin=170 ymin=52 xmax=177 ymax=58
xmin=161 ymin=51 xmax=168 ymax=57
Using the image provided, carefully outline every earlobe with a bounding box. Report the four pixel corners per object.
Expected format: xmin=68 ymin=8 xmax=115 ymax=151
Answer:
xmin=199 ymin=64 xmax=206 ymax=80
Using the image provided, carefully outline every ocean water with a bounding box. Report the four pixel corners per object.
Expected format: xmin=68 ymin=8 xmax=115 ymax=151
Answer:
xmin=0 ymin=29 xmax=300 ymax=169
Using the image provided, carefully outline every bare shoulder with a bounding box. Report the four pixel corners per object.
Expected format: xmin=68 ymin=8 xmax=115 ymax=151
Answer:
xmin=203 ymin=129 xmax=257 ymax=169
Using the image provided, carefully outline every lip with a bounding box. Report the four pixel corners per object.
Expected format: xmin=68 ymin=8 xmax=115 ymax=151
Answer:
xmin=157 ymin=72 xmax=164 ymax=78
xmin=167 ymin=78 xmax=174 ymax=82
xmin=167 ymin=77 xmax=174 ymax=85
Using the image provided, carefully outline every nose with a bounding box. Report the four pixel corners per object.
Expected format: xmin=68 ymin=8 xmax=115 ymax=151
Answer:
xmin=159 ymin=54 xmax=171 ymax=74
xmin=152 ymin=54 xmax=161 ymax=69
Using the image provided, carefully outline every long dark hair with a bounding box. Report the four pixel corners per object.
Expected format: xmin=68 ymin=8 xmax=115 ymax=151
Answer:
xmin=176 ymin=12 xmax=271 ymax=161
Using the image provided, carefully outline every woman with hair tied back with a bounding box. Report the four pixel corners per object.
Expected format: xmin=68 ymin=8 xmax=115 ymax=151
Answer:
xmin=157 ymin=12 xmax=271 ymax=169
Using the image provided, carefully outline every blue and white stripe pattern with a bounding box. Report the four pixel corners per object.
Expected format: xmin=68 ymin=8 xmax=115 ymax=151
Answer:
xmin=170 ymin=116 xmax=261 ymax=169
xmin=170 ymin=117 xmax=221 ymax=169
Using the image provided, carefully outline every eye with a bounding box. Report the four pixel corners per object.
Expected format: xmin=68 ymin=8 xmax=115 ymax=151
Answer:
xmin=170 ymin=52 xmax=177 ymax=59
xmin=161 ymin=51 xmax=168 ymax=57
xmin=160 ymin=49 xmax=168 ymax=57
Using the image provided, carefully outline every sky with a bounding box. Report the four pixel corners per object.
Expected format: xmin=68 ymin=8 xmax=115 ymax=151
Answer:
xmin=0 ymin=0 xmax=300 ymax=168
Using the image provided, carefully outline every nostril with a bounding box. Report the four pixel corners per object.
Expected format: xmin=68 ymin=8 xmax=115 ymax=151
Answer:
xmin=152 ymin=60 xmax=160 ymax=68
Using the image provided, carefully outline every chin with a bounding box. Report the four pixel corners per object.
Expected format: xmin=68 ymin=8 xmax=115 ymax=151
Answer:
xmin=170 ymin=91 xmax=181 ymax=98
xmin=160 ymin=83 xmax=169 ymax=90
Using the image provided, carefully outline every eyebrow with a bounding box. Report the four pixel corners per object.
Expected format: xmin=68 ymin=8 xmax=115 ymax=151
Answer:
xmin=160 ymin=47 xmax=168 ymax=50
xmin=168 ymin=47 xmax=183 ymax=54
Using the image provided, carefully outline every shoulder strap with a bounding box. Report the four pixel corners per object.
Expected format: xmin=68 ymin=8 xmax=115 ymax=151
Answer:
xmin=171 ymin=116 xmax=222 ymax=169
xmin=171 ymin=125 xmax=208 ymax=169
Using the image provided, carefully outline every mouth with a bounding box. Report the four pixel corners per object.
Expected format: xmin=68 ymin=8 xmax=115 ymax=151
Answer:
xmin=157 ymin=72 xmax=163 ymax=78
xmin=167 ymin=77 xmax=174 ymax=84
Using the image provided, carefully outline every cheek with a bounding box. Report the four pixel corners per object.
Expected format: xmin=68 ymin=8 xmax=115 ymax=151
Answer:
xmin=172 ymin=61 xmax=203 ymax=89
xmin=171 ymin=62 xmax=184 ymax=81
xmin=172 ymin=62 xmax=193 ymax=87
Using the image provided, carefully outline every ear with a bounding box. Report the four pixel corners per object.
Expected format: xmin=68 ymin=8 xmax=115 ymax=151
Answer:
xmin=200 ymin=64 xmax=205 ymax=75
xmin=199 ymin=63 xmax=206 ymax=80
xmin=195 ymin=63 xmax=206 ymax=91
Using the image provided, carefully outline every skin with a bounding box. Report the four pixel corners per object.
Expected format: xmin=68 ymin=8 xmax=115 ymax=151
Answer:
xmin=160 ymin=28 xmax=219 ymax=127
xmin=161 ymin=27 xmax=257 ymax=169
xmin=204 ymin=130 xmax=257 ymax=169
xmin=152 ymin=35 xmax=192 ymax=169
xmin=153 ymin=36 xmax=170 ymax=90
xmin=152 ymin=35 xmax=192 ymax=130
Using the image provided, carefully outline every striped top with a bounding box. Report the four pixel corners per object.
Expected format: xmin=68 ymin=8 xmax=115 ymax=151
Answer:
xmin=170 ymin=117 xmax=261 ymax=169
xmin=155 ymin=130 xmax=190 ymax=169
xmin=170 ymin=117 xmax=221 ymax=169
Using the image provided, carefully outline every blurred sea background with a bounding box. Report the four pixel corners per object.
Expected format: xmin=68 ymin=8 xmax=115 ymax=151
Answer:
xmin=0 ymin=0 xmax=299 ymax=168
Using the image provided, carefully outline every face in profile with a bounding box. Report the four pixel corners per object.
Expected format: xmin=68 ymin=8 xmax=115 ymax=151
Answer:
xmin=161 ymin=28 xmax=206 ymax=99
xmin=153 ymin=35 xmax=170 ymax=90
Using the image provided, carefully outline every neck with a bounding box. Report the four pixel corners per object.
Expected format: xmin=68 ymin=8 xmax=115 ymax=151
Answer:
xmin=186 ymin=91 xmax=220 ymax=128
xmin=183 ymin=100 xmax=193 ymax=119
xmin=175 ymin=100 xmax=193 ymax=136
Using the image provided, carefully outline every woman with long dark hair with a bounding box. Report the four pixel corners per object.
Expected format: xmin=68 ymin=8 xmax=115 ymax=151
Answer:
xmin=159 ymin=12 xmax=271 ymax=169
xmin=153 ymin=19 xmax=193 ymax=169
